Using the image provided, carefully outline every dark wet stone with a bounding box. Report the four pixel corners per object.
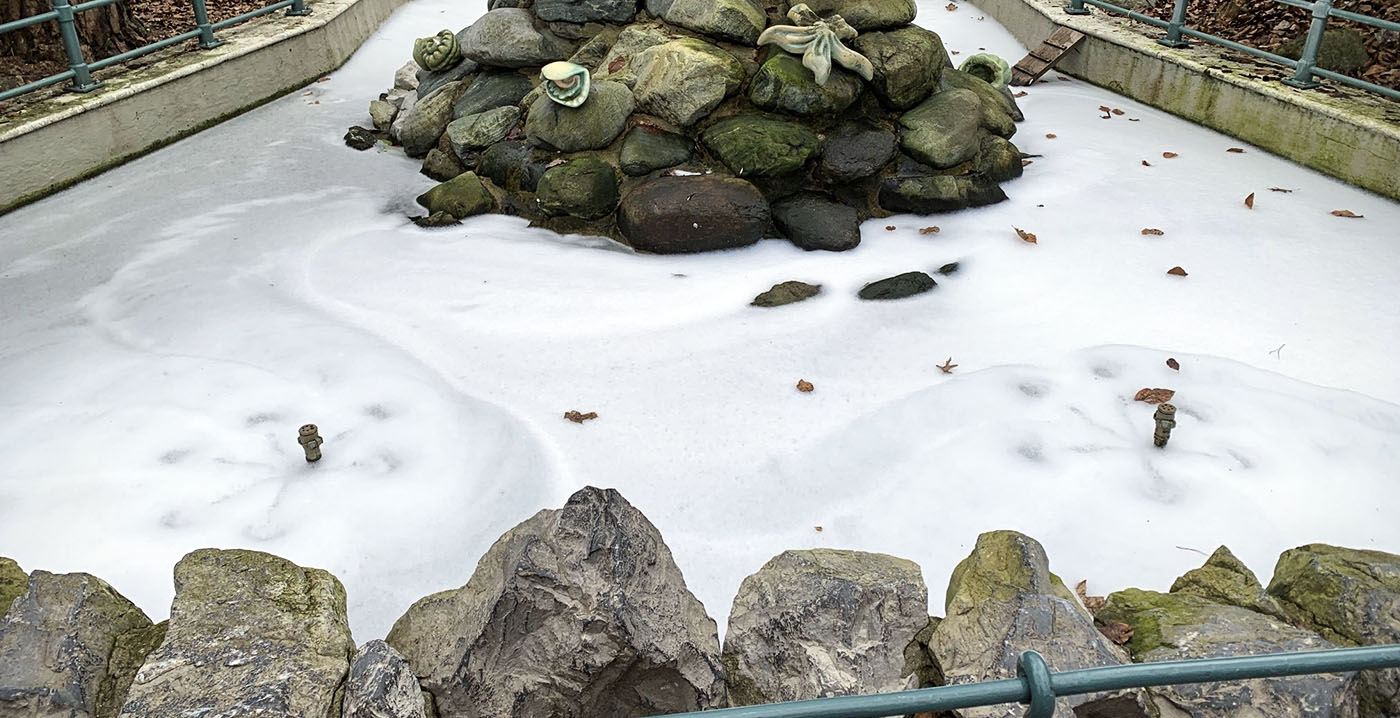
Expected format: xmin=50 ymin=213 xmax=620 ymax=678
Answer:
xmin=858 ymin=271 xmax=936 ymax=300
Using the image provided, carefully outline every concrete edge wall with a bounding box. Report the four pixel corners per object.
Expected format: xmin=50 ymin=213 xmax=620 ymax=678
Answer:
xmin=970 ymin=0 xmax=1400 ymax=201
xmin=0 ymin=0 xmax=412 ymax=216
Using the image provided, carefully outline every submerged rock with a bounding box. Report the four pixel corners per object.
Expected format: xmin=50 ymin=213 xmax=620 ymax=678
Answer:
xmin=618 ymin=176 xmax=769 ymax=253
xmin=858 ymin=271 xmax=936 ymax=300
xmin=751 ymin=280 xmax=822 ymax=307
xmin=386 ymin=487 xmax=726 ymax=718
xmin=416 ymin=172 xmax=495 ymax=219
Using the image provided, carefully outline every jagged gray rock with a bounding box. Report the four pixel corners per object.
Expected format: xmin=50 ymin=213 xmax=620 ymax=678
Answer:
xmin=722 ymin=549 xmax=928 ymax=705
xmin=446 ymin=105 xmax=522 ymax=158
xmin=631 ymin=38 xmax=746 ymax=127
xmin=460 ymin=8 xmax=573 ymax=68
xmin=534 ymin=0 xmax=638 ymax=23
xmin=644 ymin=0 xmax=766 ymax=44
xmin=1169 ymin=545 xmax=1288 ymax=620
xmin=387 ymin=487 xmax=726 ymax=718
xmin=117 ymin=549 xmax=354 ymax=718
xmin=0 ymin=570 xmax=154 ymax=718
xmin=930 ymin=531 xmax=1152 ymax=718
xmin=399 ymin=81 xmax=466 ymax=158
xmin=344 ymin=640 xmax=427 ymax=718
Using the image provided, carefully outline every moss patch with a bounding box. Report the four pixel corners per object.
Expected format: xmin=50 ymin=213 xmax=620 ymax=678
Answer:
xmin=1097 ymin=588 xmax=1216 ymax=657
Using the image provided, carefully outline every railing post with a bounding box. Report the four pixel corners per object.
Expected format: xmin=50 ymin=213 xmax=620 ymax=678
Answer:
xmin=286 ymin=0 xmax=312 ymax=17
xmin=1283 ymin=0 xmax=1331 ymax=88
xmin=190 ymin=0 xmax=224 ymax=49
xmin=1064 ymin=0 xmax=1091 ymax=16
xmin=51 ymin=0 xmax=102 ymax=92
xmin=1158 ymin=0 xmax=1191 ymax=47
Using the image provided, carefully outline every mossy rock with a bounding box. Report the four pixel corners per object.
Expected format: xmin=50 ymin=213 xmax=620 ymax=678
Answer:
xmin=1267 ymin=543 xmax=1400 ymax=646
xmin=749 ymin=52 xmax=864 ymax=117
xmin=901 ymin=616 xmax=944 ymax=688
xmin=1170 ymin=545 xmax=1288 ymax=620
xmin=751 ymin=280 xmax=822 ymax=307
xmin=701 ymin=115 xmax=821 ymax=177
xmin=0 ymin=557 xmax=24 ymax=615
xmin=851 ymin=26 xmax=951 ymax=110
xmin=943 ymin=529 xmax=1052 ymax=611
xmin=972 ymin=135 xmax=1023 ymax=183
xmin=941 ymin=67 xmax=1022 ymax=126
xmin=1277 ymin=28 xmax=1369 ymax=74
xmin=799 ymin=0 xmax=916 ymax=30
xmin=644 ymin=0 xmax=767 ymax=45
xmin=619 ymin=125 xmax=692 ymax=176
xmin=1098 ymin=588 xmax=1217 ymax=656
xmin=478 ymin=140 xmax=551 ymax=192
xmin=417 ymin=172 xmax=495 ymax=219
xmin=524 ymin=80 xmax=635 ymax=152
xmin=898 ymin=88 xmax=985 ymax=169
xmin=879 ymin=156 xmax=1008 ymax=214
xmin=632 ymin=38 xmax=747 ymax=127
xmin=536 ymin=154 xmax=620 ymax=219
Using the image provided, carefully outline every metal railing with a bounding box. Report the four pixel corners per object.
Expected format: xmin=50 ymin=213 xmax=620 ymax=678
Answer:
xmin=0 ymin=0 xmax=311 ymax=103
xmin=658 ymin=644 xmax=1400 ymax=718
xmin=1064 ymin=0 xmax=1400 ymax=101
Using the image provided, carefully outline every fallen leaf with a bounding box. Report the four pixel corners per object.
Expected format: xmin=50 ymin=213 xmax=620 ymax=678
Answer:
xmin=950 ymin=50 xmax=961 ymax=55
xmin=1227 ymin=147 xmax=1245 ymax=153
xmin=946 ymin=2 xmax=958 ymax=8
xmin=1014 ymin=227 xmax=1037 ymax=243
xmin=1162 ymin=151 xmax=1178 ymax=158
xmin=1141 ymin=228 xmax=1165 ymax=235
xmin=1167 ymin=357 xmax=1180 ymax=371
xmin=1244 ymin=192 xmax=1255 ymax=209
xmin=1167 ymin=266 xmax=1188 ymax=276
xmin=1097 ymin=620 xmax=1134 ymax=645
xmin=1331 ymin=209 xmax=1364 ymax=218
xmin=1098 ymin=105 xmax=1111 ymax=112
xmin=317 ymin=76 xmax=331 ymax=82
xmin=1269 ymin=187 xmax=1294 ymax=193
xmin=885 ymin=225 xmax=897 ymax=231
xmin=1014 ymin=91 xmax=1028 ymax=98
xmin=564 ymin=410 xmax=598 ymax=423
xmin=301 ymin=90 xmax=313 ymax=96
xmin=545 ymin=157 xmax=569 ymax=168
xmin=1135 ymin=387 xmax=1176 ymax=404
xmin=1141 ymin=160 xmax=1152 ymax=166
xmin=1057 ymin=76 xmax=1072 ymax=81
xmin=796 ymin=379 xmax=814 ymax=392
xmin=608 ymin=56 xmax=625 ymax=73
xmin=919 ymin=226 xmax=941 ymax=234
xmin=1022 ymin=159 xmax=1033 ymax=167
xmin=814 ymin=525 xmax=823 ymax=532
xmin=1045 ymin=133 xmax=1057 ymax=139
xmin=1112 ymin=108 xmax=1125 ymax=115
xmin=938 ymin=358 xmax=958 ymax=374
xmin=1075 ymin=580 xmax=1107 ymax=614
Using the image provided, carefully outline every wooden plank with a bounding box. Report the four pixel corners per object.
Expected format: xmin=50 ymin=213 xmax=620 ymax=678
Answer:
xmin=1009 ymin=26 xmax=1086 ymax=85
xmin=1029 ymin=47 xmax=1059 ymax=62
xmin=1045 ymin=27 xmax=1086 ymax=50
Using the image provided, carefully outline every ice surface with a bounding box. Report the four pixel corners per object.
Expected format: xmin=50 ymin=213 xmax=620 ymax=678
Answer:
xmin=1 ymin=0 xmax=1398 ymax=642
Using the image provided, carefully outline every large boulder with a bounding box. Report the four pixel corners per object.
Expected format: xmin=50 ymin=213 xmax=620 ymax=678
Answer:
xmin=817 ymin=121 xmax=898 ymax=183
xmin=118 ymin=549 xmax=354 ymax=718
xmin=619 ymin=126 xmax=692 ymax=175
xmin=460 ymin=9 xmax=573 ymax=68
xmin=930 ymin=531 xmax=1151 ymax=718
xmin=446 ymin=105 xmax=522 ymax=158
xmin=851 ymin=26 xmax=950 ymax=110
xmin=416 ymin=56 xmax=478 ymax=100
xmin=1169 ymin=546 xmax=1288 ymax=620
xmin=749 ymin=52 xmax=864 ymax=117
xmin=386 ymin=487 xmax=726 ymax=718
xmin=399 ymin=81 xmax=466 ymax=158
xmin=524 ymin=80 xmax=634 ymax=151
xmin=477 ymin=140 xmax=551 ymax=191
xmin=632 ymin=38 xmax=746 ymax=128
xmin=1099 ymin=588 xmax=1357 ymax=718
xmin=941 ymin=66 xmax=1024 ymax=122
xmin=1267 ymin=544 xmax=1400 ymax=717
xmin=701 ymin=115 xmax=822 ymax=178
xmin=453 ymin=72 xmax=533 ymax=120
xmin=0 ymin=571 xmax=155 ymax=718
xmin=344 ymin=640 xmax=427 ymax=718
xmin=798 ymin=0 xmax=916 ymax=30
xmin=972 ymin=135 xmax=1024 ymax=183
xmin=618 ymin=176 xmax=769 ymax=253
xmin=536 ymin=154 xmax=620 ymax=219
xmin=899 ymin=88 xmax=984 ymax=169
xmin=879 ymin=155 xmax=1007 ymax=214
xmin=416 ymin=172 xmax=495 ymax=219
xmin=534 ymin=0 xmax=637 ymax=23
xmin=644 ymin=0 xmax=766 ymax=44
xmin=592 ymin=24 xmax=671 ymax=88
xmin=723 ymin=549 xmax=928 ymax=705
xmin=772 ymin=195 xmax=861 ymax=251
xmin=0 ymin=558 xmax=24 ymax=614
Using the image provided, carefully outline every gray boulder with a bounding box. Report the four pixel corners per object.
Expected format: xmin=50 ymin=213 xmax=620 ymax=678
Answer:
xmin=618 ymin=176 xmax=769 ymax=253
xmin=344 ymin=640 xmax=427 ymax=718
xmin=0 ymin=570 xmax=155 ymax=718
xmin=386 ymin=487 xmax=726 ymax=718
xmin=644 ymin=0 xmax=766 ymax=44
xmin=930 ymin=531 xmax=1151 ymax=718
xmin=749 ymin=52 xmax=864 ymax=117
xmin=817 ymin=121 xmax=899 ymax=183
xmin=632 ymin=38 xmax=746 ymax=127
xmin=592 ymin=24 xmax=671 ymax=88
xmin=534 ymin=0 xmax=637 ymax=23
xmin=619 ymin=126 xmax=692 ymax=175
xmin=369 ymin=99 xmax=398 ymax=131
xmin=941 ymin=66 xmax=1023 ymax=122
xmin=723 ymin=549 xmax=928 ymax=705
xmin=453 ymin=72 xmax=533 ymax=120
xmin=1267 ymin=544 xmax=1400 ymax=718
xmin=899 ymin=88 xmax=984 ymax=169
xmin=1099 ymin=588 xmax=1357 ymax=718
xmin=524 ymin=80 xmax=634 ymax=151
xmin=851 ymin=26 xmax=951 ymax=110
xmin=460 ymin=9 xmax=573 ymax=68
xmin=399 ymin=81 xmax=466 ymax=158
xmin=772 ymin=195 xmax=861 ymax=251
xmin=478 ymin=140 xmax=551 ymax=191
xmin=446 ymin=105 xmax=522 ymax=158
xmin=799 ymin=0 xmax=916 ymax=30
xmin=393 ymin=61 xmax=420 ymax=90
xmin=118 ymin=549 xmax=354 ymax=718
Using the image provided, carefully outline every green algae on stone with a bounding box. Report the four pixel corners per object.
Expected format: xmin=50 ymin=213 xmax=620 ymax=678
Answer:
xmin=701 ymin=115 xmax=821 ymax=178
xmin=536 ymin=154 xmax=620 ymax=219
xmin=751 ymin=281 xmax=822 ymax=307
xmin=749 ymin=52 xmax=864 ymax=117
xmin=943 ymin=530 xmax=1054 ymax=612
xmin=850 ymin=26 xmax=951 ymax=110
xmin=1097 ymin=587 xmax=1217 ymax=657
xmin=1170 ymin=545 xmax=1288 ymax=620
xmin=417 ymin=171 xmax=495 ymax=219
xmin=0 ymin=557 xmax=24 ymax=616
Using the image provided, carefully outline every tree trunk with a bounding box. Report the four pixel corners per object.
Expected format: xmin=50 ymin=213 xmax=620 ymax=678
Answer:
xmin=0 ymin=0 xmax=149 ymax=63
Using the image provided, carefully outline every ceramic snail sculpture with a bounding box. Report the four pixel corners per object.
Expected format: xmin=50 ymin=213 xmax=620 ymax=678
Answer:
xmin=413 ymin=30 xmax=463 ymax=73
xmin=958 ymin=53 xmax=1012 ymax=90
xmin=540 ymin=61 xmax=591 ymax=107
xmin=756 ymin=3 xmax=874 ymax=86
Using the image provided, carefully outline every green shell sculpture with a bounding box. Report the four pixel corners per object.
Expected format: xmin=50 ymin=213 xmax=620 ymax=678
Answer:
xmin=541 ymin=61 xmax=591 ymax=107
xmin=958 ymin=53 xmax=1013 ymax=90
xmin=413 ymin=30 xmax=463 ymax=73
xmin=756 ymin=3 xmax=874 ymax=86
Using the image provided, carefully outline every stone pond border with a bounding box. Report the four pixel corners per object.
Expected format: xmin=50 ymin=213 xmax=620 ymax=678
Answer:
xmin=967 ymin=0 xmax=1400 ymax=201
xmin=0 ymin=0 xmax=412 ymax=216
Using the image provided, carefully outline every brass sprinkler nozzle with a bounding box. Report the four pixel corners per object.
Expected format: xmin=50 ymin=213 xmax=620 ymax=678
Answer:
xmin=298 ymin=424 xmax=323 ymax=462
xmin=1153 ymin=403 xmax=1177 ymax=448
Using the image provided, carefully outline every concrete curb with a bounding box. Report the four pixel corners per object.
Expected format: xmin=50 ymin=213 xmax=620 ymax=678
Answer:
xmin=970 ymin=0 xmax=1400 ymax=200
xmin=0 ymin=0 xmax=412 ymax=215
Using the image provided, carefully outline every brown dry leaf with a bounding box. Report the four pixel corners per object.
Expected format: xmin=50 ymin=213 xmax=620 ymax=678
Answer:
xmin=938 ymin=358 xmax=958 ymax=374
xmin=1141 ymin=160 xmax=1152 ymax=166
xmin=1331 ymin=209 xmax=1364 ymax=218
xmin=814 ymin=525 xmax=823 ymax=532
xmin=919 ymin=226 xmax=941 ymax=234
xmin=1014 ymin=91 xmax=1028 ymax=98
xmin=1244 ymin=192 xmax=1255 ymax=209
xmin=1075 ymin=580 xmax=1107 ymax=614
xmin=1135 ymin=387 xmax=1176 ymax=404
xmin=317 ymin=77 xmax=331 ymax=83
xmin=1167 ymin=357 xmax=1180 ymax=371
xmin=946 ymin=2 xmax=958 ymax=9
xmin=796 ymin=379 xmax=815 ymax=392
xmin=1162 ymin=151 xmax=1179 ymax=158
xmin=608 ymin=56 xmax=625 ymax=73
xmin=1014 ymin=227 xmax=1037 ymax=243
xmin=1167 ymin=266 xmax=1188 ymax=276
xmin=1045 ymin=133 xmax=1057 ymax=139
xmin=1227 ymin=147 xmax=1246 ymax=153
xmin=1097 ymin=620 xmax=1134 ymax=645
xmin=545 ymin=157 xmax=569 ymax=168
xmin=1057 ymin=76 xmax=1072 ymax=81
xmin=1141 ymin=228 xmax=1165 ymax=236
xmin=1022 ymin=159 xmax=1033 ymax=167
xmin=1112 ymin=108 xmax=1125 ymax=115
xmin=564 ymin=410 xmax=598 ymax=423
xmin=1098 ymin=105 xmax=1111 ymax=112
xmin=1269 ymin=187 xmax=1294 ymax=193
xmin=885 ymin=225 xmax=897 ymax=231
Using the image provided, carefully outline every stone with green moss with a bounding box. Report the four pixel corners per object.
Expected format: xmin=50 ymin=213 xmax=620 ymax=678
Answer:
xmin=417 ymin=171 xmax=495 ymax=219
xmin=749 ymin=52 xmax=864 ymax=117
xmin=619 ymin=126 xmax=692 ymax=176
xmin=645 ymin=0 xmax=767 ymax=45
xmin=973 ymin=135 xmax=1024 ymax=183
xmin=1170 ymin=545 xmax=1288 ymax=619
xmin=898 ymin=88 xmax=985 ymax=169
xmin=702 ymin=115 xmax=821 ymax=177
xmin=118 ymin=549 xmax=354 ymax=718
xmin=632 ymin=38 xmax=747 ymax=127
xmin=799 ymin=0 xmax=916 ymax=30
xmin=1098 ymin=587 xmax=1356 ymax=717
xmin=851 ymin=26 xmax=951 ymax=110
xmin=0 ymin=557 xmax=24 ymax=615
xmin=940 ymin=67 xmax=1020 ymax=131
xmin=1277 ymin=28 xmax=1369 ymax=74
xmin=1267 ymin=543 xmax=1400 ymax=717
xmin=0 ymin=570 xmax=154 ymax=718
xmin=536 ymin=155 xmax=620 ymax=220
xmin=524 ymin=80 xmax=634 ymax=152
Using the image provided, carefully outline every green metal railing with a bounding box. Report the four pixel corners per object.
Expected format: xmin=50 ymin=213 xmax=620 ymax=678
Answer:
xmin=1064 ymin=0 xmax=1400 ymax=101
xmin=0 ymin=0 xmax=311 ymax=102
xmin=658 ymin=644 xmax=1400 ymax=718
